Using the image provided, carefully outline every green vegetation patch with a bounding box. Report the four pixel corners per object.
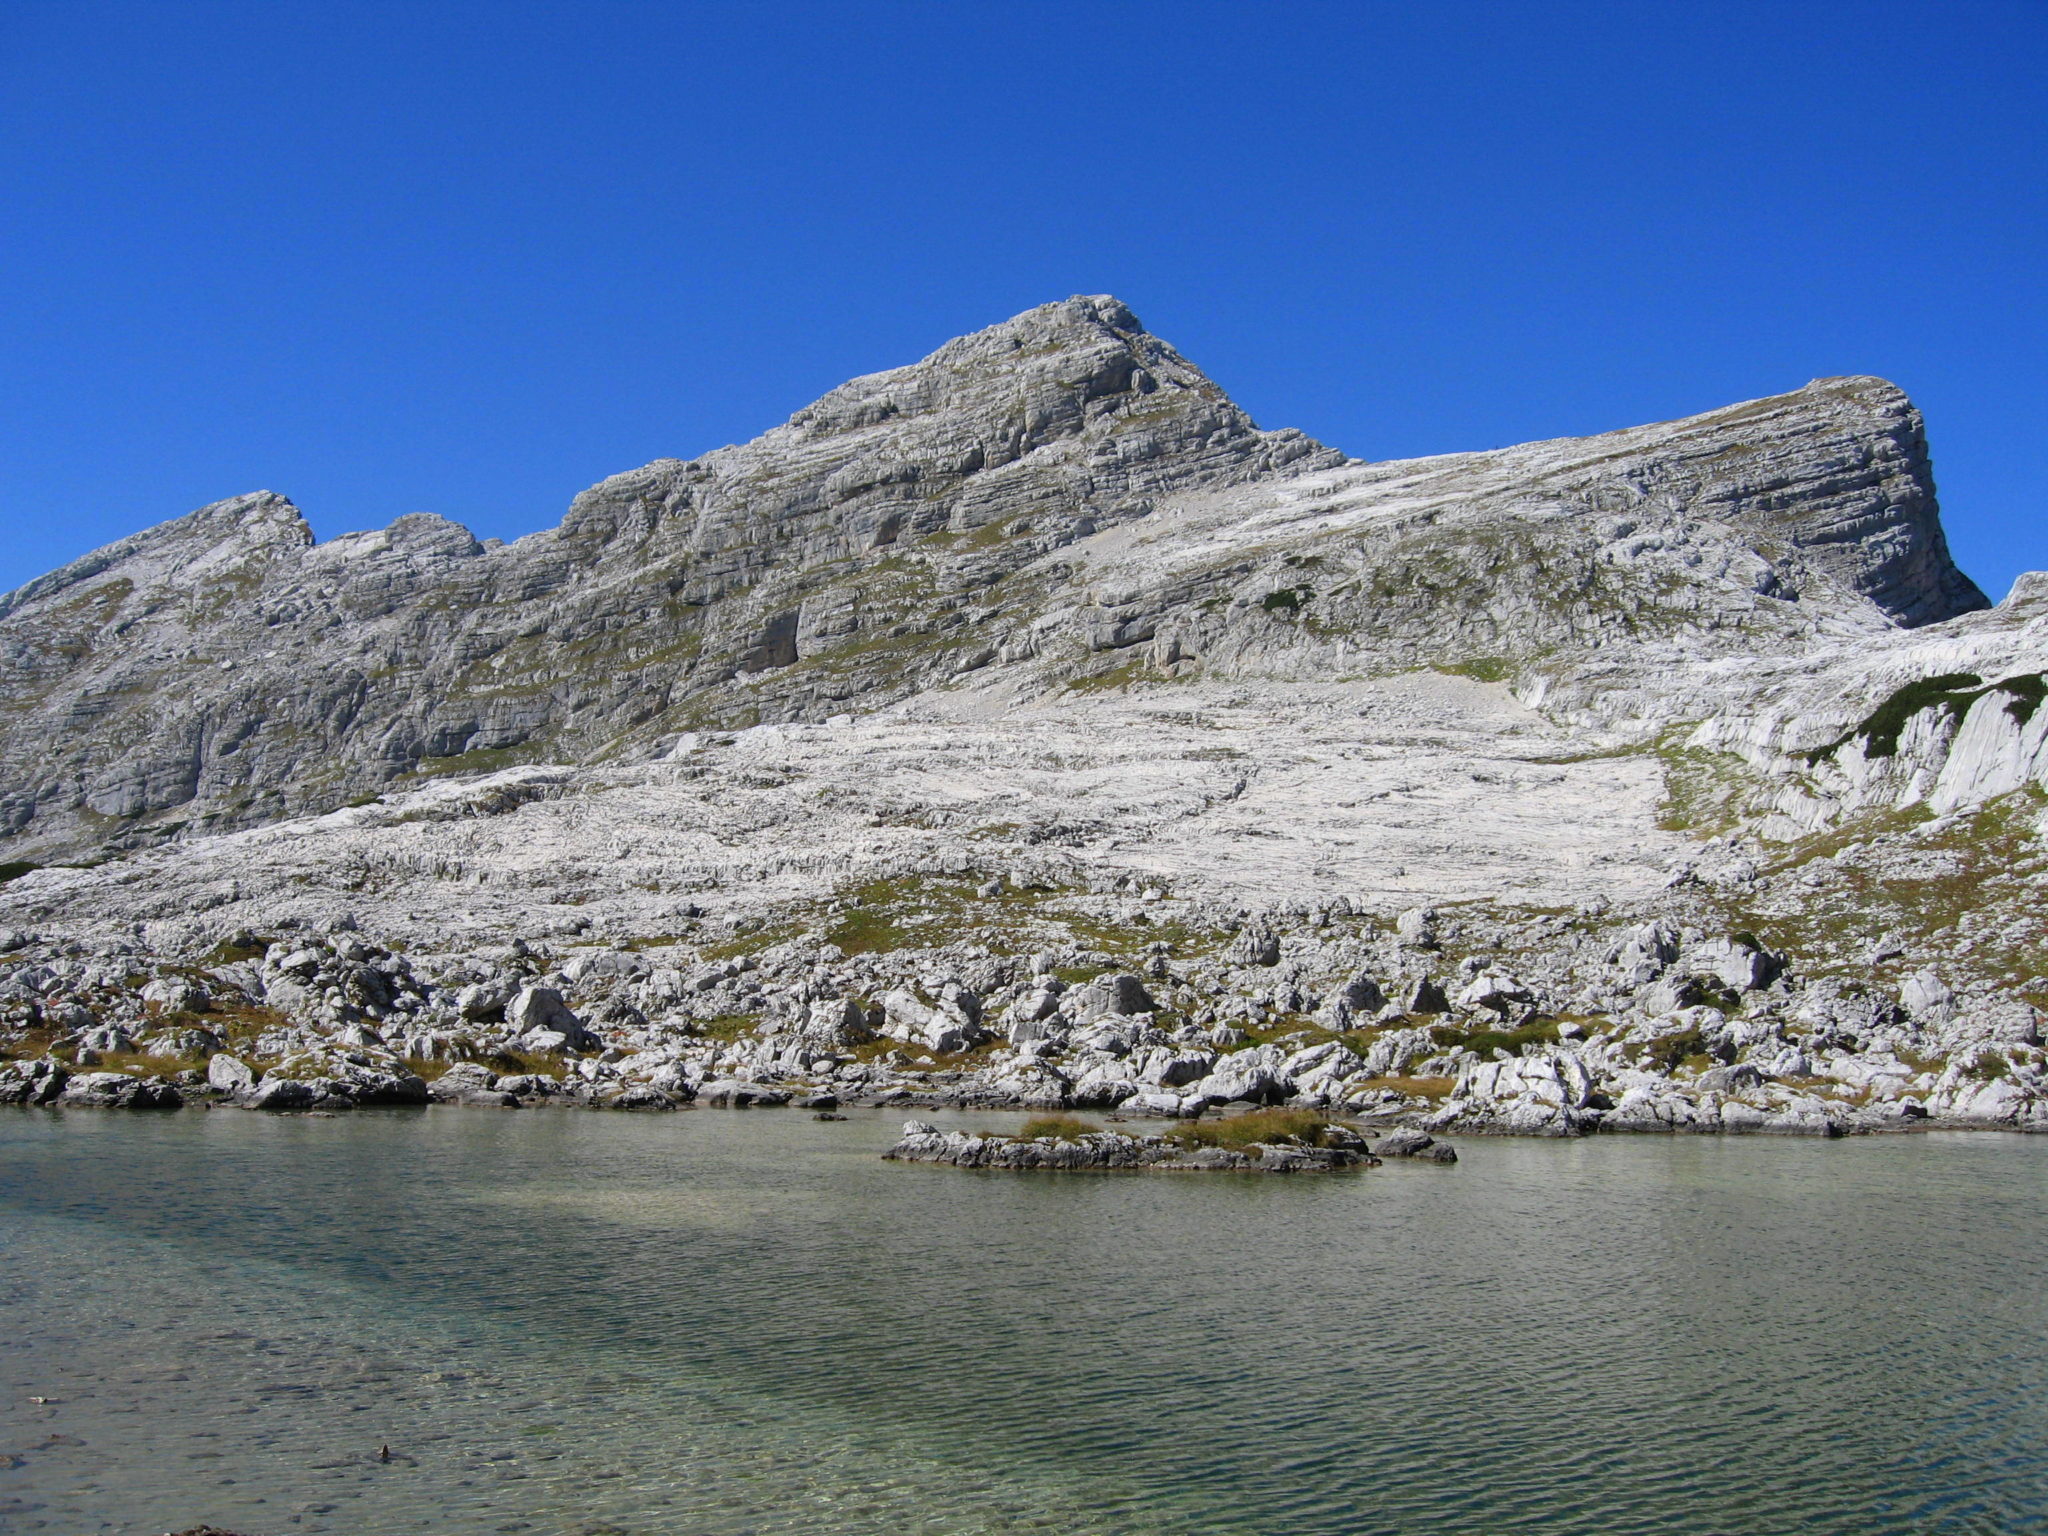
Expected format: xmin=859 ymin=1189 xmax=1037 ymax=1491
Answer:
xmin=1260 ymin=587 xmax=1306 ymax=614
xmin=1015 ymin=1114 xmax=1100 ymax=1142
xmin=202 ymin=932 xmax=278 ymax=966
xmin=1432 ymin=1018 xmax=1561 ymax=1057
xmin=1438 ymin=656 xmax=1512 ymax=684
xmin=1064 ymin=656 xmax=1156 ymax=694
xmin=404 ymin=743 xmax=534 ymax=780
xmin=1803 ymin=672 xmax=2048 ymax=764
xmin=1164 ymin=1108 xmax=1347 ymax=1150
xmin=822 ymin=872 xmax=1226 ymax=967
xmin=694 ymin=1013 xmax=765 ymax=1042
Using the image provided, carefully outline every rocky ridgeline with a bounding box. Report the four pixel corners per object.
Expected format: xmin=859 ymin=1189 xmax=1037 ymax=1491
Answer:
xmin=2 ymin=295 xmax=2046 ymax=1138
xmin=0 ymin=294 xmax=2017 ymax=872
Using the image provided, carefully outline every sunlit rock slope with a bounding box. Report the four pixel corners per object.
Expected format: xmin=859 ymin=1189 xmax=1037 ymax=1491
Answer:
xmin=4 ymin=296 xmax=2046 ymax=1139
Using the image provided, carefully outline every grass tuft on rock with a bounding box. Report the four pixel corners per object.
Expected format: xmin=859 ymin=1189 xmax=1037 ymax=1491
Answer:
xmin=1015 ymin=1114 xmax=1099 ymax=1141
xmin=1165 ymin=1107 xmax=1343 ymax=1150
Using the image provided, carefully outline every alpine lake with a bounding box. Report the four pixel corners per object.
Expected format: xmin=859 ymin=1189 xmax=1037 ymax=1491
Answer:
xmin=1 ymin=1107 xmax=2044 ymax=1536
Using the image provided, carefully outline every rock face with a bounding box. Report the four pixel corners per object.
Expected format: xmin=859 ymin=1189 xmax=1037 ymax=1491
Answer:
xmin=0 ymin=294 xmax=2044 ymax=1141
xmin=0 ymin=295 xmax=1997 ymax=866
xmin=0 ymin=297 xmax=1336 ymax=861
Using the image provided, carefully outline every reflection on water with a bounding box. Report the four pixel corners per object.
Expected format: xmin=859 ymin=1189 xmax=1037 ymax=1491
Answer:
xmin=0 ymin=1107 xmax=2044 ymax=1535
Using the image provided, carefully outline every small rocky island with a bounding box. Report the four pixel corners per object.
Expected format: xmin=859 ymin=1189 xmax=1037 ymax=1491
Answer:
xmin=883 ymin=1111 xmax=1457 ymax=1172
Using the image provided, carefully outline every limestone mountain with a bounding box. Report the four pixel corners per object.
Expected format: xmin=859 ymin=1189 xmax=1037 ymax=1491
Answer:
xmin=0 ymin=295 xmax=2001 ymax=865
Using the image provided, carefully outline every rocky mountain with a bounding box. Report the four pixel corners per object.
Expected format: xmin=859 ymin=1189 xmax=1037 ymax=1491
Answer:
xmin=3 ymin=296 xmax=2046 ymax=1138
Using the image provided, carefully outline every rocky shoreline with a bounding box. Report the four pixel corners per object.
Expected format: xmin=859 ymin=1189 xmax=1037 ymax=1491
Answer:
xmin=0 ymin=889 xmax=2041 ymax=1140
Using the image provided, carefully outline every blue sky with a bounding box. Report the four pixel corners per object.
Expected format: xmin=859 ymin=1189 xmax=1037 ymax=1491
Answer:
xmin=1 ymin=1 xmax=2041 ymax=598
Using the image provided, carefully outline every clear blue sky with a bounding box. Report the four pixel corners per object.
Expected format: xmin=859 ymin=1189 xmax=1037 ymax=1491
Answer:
xmin=1 ymin=1 xmax=2041 ymax=598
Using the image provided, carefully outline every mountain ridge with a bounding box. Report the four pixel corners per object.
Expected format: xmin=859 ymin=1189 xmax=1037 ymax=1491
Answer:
xmin=4 ymin=297 xmax=2048 ymax=1140
xmin=0 ymin=296 xmax=2002 ymax=868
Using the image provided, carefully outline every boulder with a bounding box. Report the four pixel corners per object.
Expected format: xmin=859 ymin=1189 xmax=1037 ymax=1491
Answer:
xmin=506 ymin=987 xmax=598 ymax=1050
xmin=247 ymin=1077 xmax=317 ymax=1111
xmin=698 ymin=1079 xmax=793 ymax=1108
xmin=878 ymin=987 xmax=987 ymax=1054
xmin=1372 ymin=1127 xmax=1456 ymax=1163
xmin=1225 ymin=927 xmax=1282 ymax=967
xmin=1403 ymin=977 xmax=1450 ymax=1015
xmin=1395 ymin=907 xmax=1438 ymax=949
xmin=1900 ymin=971 xmax=1955 ymax=1023
xmin=141 ymin=976 xmax=211 ymax=1014
xmin=58 ymin=1071 xmax=182 ymax=1109
xmin=454 ymin=981 xmax=513 ymax=1022
xmin=1690 ymin=936 xmax=1780 ymax=992
xmin=207 ymin=1053 xmax=258 ymax=1092
xmin=1067 ymin=972 xmax=1156 ymax=1021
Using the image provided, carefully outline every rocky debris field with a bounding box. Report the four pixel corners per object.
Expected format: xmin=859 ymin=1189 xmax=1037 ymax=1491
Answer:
xmin=0 ymin=778 xmax=2040 ymax=1136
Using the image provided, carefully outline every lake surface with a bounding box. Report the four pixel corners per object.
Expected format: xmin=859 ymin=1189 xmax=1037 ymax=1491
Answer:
xmin=0 ymin=1108 xmax=2043 ymax=1536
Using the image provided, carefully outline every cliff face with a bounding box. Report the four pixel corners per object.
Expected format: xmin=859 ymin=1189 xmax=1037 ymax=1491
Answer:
xmin=0 ymin=295 xmax=1991 ymax=862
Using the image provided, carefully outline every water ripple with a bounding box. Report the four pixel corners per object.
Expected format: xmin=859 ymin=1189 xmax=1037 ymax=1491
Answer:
xmin=0 ymin=1111 xmax=2044 ymax=1534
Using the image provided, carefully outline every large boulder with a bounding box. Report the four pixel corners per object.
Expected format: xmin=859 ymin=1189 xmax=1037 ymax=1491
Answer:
xmin=506 ymin=987 xmax=598 ymax=1051
xmin=246 ymin=1077 xmax=318 ymax=1111
xmin=0 ymin=1058 xmax=68 ymax=1104
xmin=207 ymin=1053 xmax=257 ymax=1092
xmin=877 ymin=987 xmax=987 ymax=1054
xmin=59 ymin=1071 xmax=181 ymax=1109
xmin=1076 ymin=973 xmax=1157 ymax=1020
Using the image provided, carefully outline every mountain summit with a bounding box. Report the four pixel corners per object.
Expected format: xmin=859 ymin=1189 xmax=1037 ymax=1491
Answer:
xmin=0 ymin=297 xmax=1993 ymax=862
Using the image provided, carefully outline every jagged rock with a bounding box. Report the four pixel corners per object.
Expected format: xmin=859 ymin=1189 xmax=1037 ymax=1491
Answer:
xmin=207 ymin=1053 xmax=256 ymax=1091
xmin=698 ymin=1079 xmax=792 ymax=1108
xmin=246 ymin=1077 xmax=317 ymax=1111
xmin=0 ymin=1058 xmax=67 ymax=1104
xmin=1395 ymin=908 xmax=1439 ymax=949
xmin=57 ymin=1071 xmax=181 ymax=1109
xmin=1404 ymin=978 xmax=1450 ymax=1015
xmin=878 ymin=987 xmax=986 ymax=1054
xmin=1076 ymin=973 xmax=1157 ymax=1019
xmin=506 ymin=987 xmax=597 ymax=1050
xmin=1226 ymin=928 xmax=1282 ymax=967
xmin=1690 ymin=937 xmax=1780 ymax=992
xmin=1371 ymin=1128 xmax=1457 ymax=1163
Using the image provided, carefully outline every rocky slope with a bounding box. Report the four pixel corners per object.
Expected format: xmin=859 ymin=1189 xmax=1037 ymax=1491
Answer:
xmin=2 ymin=296 xmax=2044 ymax=1137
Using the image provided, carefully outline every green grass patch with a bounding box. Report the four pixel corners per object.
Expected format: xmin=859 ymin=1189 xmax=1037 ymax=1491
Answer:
xmin=1803 ymin=672 xmax=2048 ymax=764
xmin=1349 ymin=1074 xmax=1455 ymax=1101
xmin=1637 ymin=1029 xmax=1708 ymax=1074
xmin=1063 ymin=656 xmax=1154 ymax=693
xmin=698 ymin=923 xmax=803 ymax=962
xmin=694 ymin=1013 xmax=764 ymax=1042
xmin=1433 ymin=1019 xmax=1560 ymax=1057
xmin=1015 ymin=1114 xmax=1099 ymax=1141
xmin=1437 ymin=656 xmax=1511 ymax=683
xmin=202 ymin=933 xmax=277 ymax=966
xmin=1165 ymin=1108 xmax=1347 ymax=1150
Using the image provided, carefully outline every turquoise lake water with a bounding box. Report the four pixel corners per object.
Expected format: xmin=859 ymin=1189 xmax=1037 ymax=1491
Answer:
xmin=0 ymin=1108 xmax=2044 ymax=1535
